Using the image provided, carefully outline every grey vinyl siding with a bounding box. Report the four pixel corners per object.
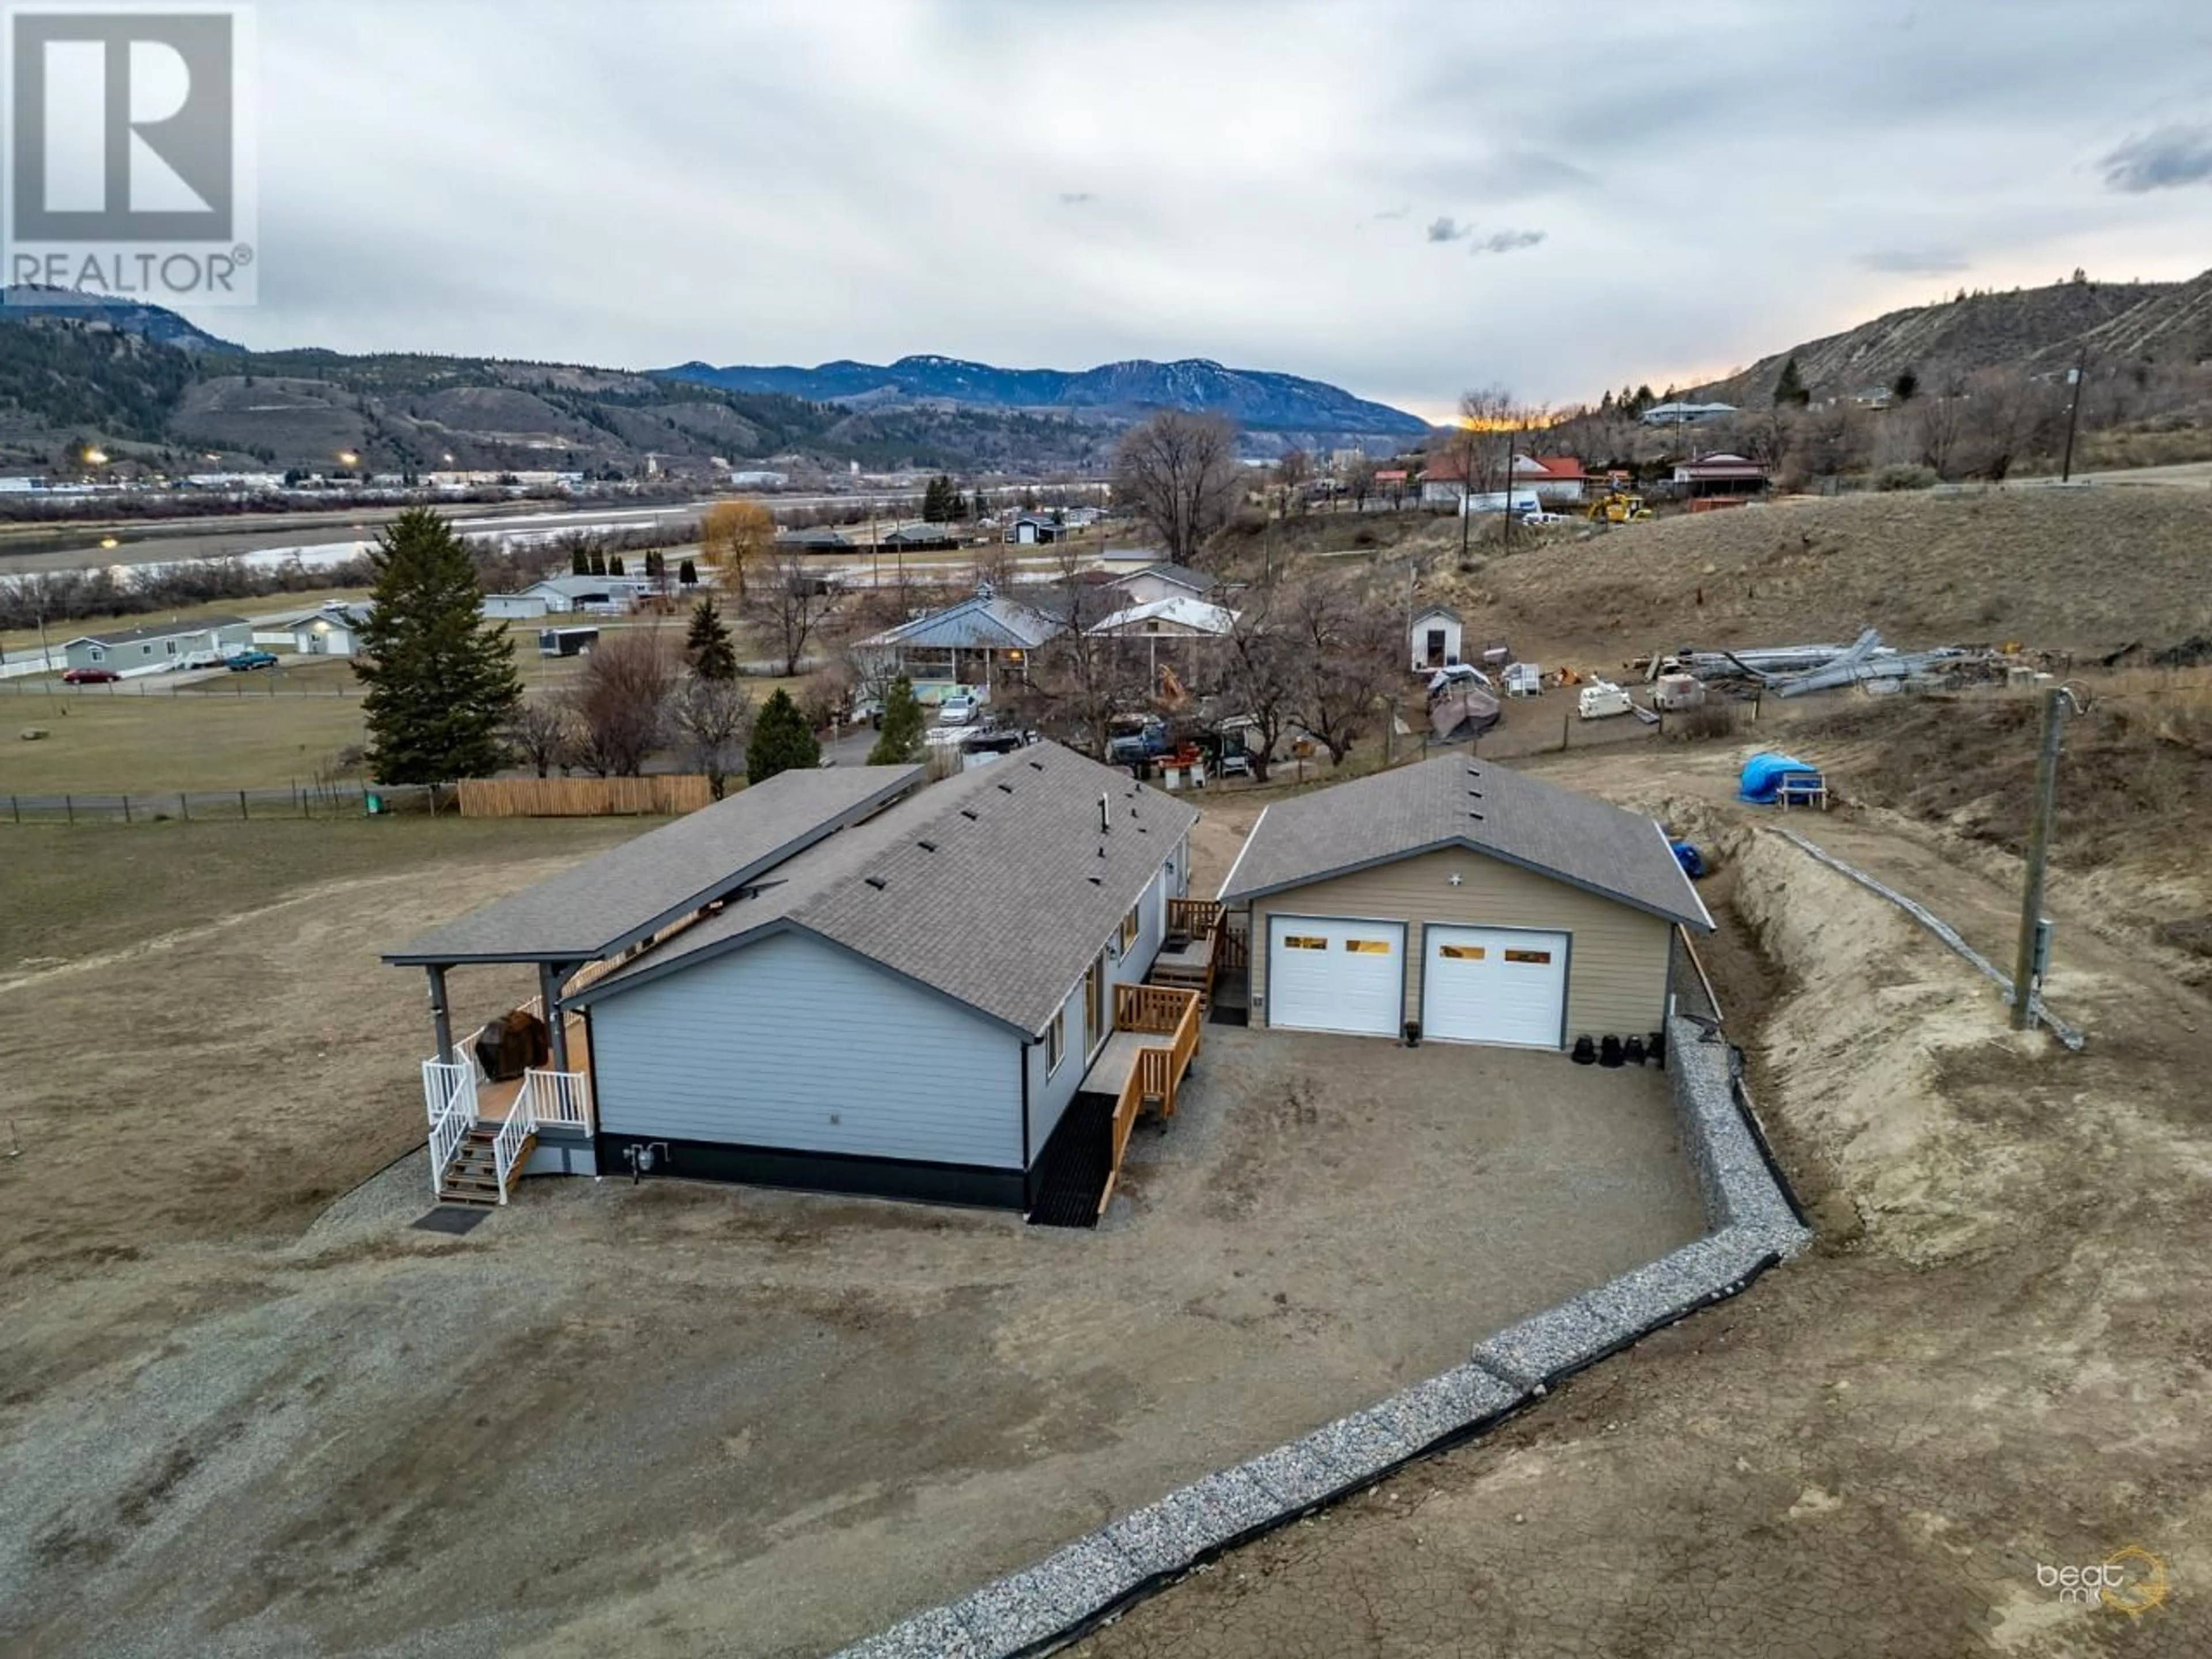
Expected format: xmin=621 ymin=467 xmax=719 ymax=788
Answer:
xmin=1248 ymin=847 xmax=1673 ymax=1041
xmin=1024 ymin=861 xmax=1172 ymax=1150
xmin=591 ymin=929 xmax=1022 ymax=1168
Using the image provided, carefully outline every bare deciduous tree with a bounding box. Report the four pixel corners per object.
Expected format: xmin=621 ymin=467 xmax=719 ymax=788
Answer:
xmin=563 ymin=629 xmax=677 ymax=777
xmin=1112 ymin=410 xmax=1244 ymax=563
xmin=1219 ymin=588 xmax=1301 ymax=783
xmin=669 ymin=674 xmax=753 ymax=799
xmin=1280 ymin=573 xmax=1400 ymax=766
xmin=505 ymin=696 xmax=573 ymax=778
xmin=1912 ymin=374 xmax=1972 ymax=479
xmin=745 ymin=542 xmax=842 ymax=676
xmin=1014 ymin=546 xmax=1145 ymax=757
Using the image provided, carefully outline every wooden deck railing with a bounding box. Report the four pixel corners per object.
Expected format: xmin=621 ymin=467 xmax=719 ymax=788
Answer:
xmin=1100 ymin=983 xmax=1203 ymax=1215
xmin=1166 ymin=896 xmax=1222 ymax=941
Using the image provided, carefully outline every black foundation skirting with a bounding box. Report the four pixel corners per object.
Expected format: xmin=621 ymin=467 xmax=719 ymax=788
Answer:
xmin=594 ymin=1131 xmax=1025 ymax=1209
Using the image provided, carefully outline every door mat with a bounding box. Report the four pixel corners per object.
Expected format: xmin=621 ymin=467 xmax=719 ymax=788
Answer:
xmin=412 ymin=1206 xmax=490 ymax=1236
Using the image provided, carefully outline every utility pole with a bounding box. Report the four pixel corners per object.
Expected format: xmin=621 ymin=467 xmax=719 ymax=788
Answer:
xmin=2058 ymin=348 xmax=2088 ymax=484
xmin=1498 ymin=418 xmax=1519 ymax=550
xmin=2010 ymin=684 xmax=2084 ymax=1029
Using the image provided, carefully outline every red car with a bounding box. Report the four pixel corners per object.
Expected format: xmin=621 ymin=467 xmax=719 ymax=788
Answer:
xmin=61 ymin=667 xmax=121 ymax=684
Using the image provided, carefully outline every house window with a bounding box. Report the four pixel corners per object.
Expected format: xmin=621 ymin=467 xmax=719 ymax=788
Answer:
xmin=1046 ymin=1007 xmax=1066 ymax=1074
xmin=1120 ymin=906 xmax=1139 ymax=951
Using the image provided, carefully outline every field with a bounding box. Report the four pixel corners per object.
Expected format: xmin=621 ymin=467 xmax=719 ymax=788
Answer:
xmin=0 ymin=813 xmax=1702 ymax=1658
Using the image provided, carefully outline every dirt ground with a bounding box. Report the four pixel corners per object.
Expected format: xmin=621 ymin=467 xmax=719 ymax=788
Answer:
xmin=1070 ymin=740 xmax=2212 ymax=1659
xmin=0 ymin=817 xmax=1703 ymax=1659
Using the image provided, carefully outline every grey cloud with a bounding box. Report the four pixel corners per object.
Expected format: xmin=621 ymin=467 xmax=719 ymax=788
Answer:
xmin=1426 ymin=215 xmax=1470 ymax=243
xmin=1471 ymin=228 xmax=1545 ymax=256
xmin=1057 ymin=191 xmax=1096 ymax=206
xmin=1369 ymin=204 xmax=1411 ymax=222
xmin=1857 ymin=248 xmax=1970 ymax=275
xmin=2099 ymin=126 xmax=2212 ymax=192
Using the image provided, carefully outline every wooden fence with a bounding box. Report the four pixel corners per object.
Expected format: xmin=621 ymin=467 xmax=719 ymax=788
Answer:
xmin=456 ymin=775 xmax=716 ymax=818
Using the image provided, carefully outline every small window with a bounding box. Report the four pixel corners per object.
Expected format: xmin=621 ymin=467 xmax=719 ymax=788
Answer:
xmin=1439 ymin=943 xmax=1486 ymax=961
xmin=1046 ymin=1008 xmax=1066 ymax=1074
xmin=1504 ymin=948 xmax=1554 ymax=965
xmin=1345 ymin=938 xmax=1393 ymax=956
xmin=1282 ymin=934 xmax=1328 ymax=951
xmin=1120 ymin=906 xmax=1139 ymax=950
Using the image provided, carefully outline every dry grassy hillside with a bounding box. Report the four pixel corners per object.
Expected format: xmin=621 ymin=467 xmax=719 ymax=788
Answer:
xmin=1421 ymin=487 xmax=2212 ymax=659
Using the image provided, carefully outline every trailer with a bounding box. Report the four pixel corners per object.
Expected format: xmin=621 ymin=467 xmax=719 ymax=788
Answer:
xmin=537 ymin=626 xmax=601 ymax=658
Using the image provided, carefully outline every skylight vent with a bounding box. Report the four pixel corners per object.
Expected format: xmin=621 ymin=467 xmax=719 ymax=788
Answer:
xmin=864 ymin=876 xmax=888 ymax=891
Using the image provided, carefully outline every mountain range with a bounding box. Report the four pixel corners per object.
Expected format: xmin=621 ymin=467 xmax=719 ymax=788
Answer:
xmin=1688 ymin=268 xmax=2212 ymax=407
xmin=660 ymin=354 xmax=1429 ymax=442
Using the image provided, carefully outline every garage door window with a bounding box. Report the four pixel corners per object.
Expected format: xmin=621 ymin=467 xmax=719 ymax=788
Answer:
xmin=1503 ymin=948 xmax=1553 ymax=965
xmin=1438 ymin=943 xmax=1486 ymax=960
xmin=1283 ymin=934 xmax=1327 ymax=950
xmin=1344 ymin=938 xmax=1393 ymax=955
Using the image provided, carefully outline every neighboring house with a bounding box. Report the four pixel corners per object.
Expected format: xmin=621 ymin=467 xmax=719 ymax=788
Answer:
xmin=388 ymin=748 xmax=1203 ymax=1218
xmin=517 ymin=575 xmax=650 ymax=615
xmin=1672 ymin=453 xmax=1769 ymax=499
xmin=878 ymin=522 xmax=963 ymax=553
xmin=482 ymin=592 xmax=552 ymax=620
xmin=777 ymin=527 xmax=854 ymax=552
xmin=1087 ymin=596 xmax=1237 ymax=639
xmin=1106 ymin=561 xmax=1218 ymax=608
xmin=1004 ymin=514 xmax=1067 ymax=546
xmin=1521 ymin=454 xmax=1588 ymax=505
xmin=275 ymin=602 xmax=372 ymax=656
xmin=1409 ymin=604 xmax=1463 ymax=672
xmin=60 ymin=615 xmax=252 ymax=674
xmin=1217 ymin=752 xmax=1711 ymax=1048
xmin=728 ymin=469 xmax=790 ymax=488
xmin=1418 ymin=452 xmax=1580 ymax=507
xmin=1641 ymin=401 xmax=1738 ymax=427
xmin=854 ymin=585 xmax=1066 ymax=704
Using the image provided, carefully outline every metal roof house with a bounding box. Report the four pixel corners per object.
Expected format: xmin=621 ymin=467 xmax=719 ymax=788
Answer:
xmin=61 ymin=615 xmax=252 ymax=674
xmin=854 ymin=585 xmax=1067 ymax=705
xmin=1106 ymin=562 xmax=1219 ymax=608
xmin=271 ymin=601 xmax=373 ymax=656
xmin=387 ymin=746 xmax=1206 ymax=1222
xmin=1217 ymin=753 xmax=1711 ymax=1050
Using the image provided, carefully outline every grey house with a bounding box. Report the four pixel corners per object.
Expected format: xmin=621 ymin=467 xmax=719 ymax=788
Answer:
xmin=388 ymin=745 xmax=1203 ymax=1218
xmin=62 ymin=615 xmax=252 ymax=673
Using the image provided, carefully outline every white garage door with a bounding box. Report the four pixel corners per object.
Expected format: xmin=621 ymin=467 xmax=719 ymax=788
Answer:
xmin=1421 ymin=925 xmax=1569 ymax=1048
xmin=1267 ymin=916 xmax=1407 ymax=1037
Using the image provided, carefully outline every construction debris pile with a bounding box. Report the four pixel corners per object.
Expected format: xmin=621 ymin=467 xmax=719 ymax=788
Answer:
xmin=1635 ymin=628 xmax=2018 ymax=700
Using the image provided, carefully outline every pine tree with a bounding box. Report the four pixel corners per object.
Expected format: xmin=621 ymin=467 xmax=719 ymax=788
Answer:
xmin=747 ymin=688 xmax=820 ymax=784
xmin=1774 ymin=357 xmax=1811 ymax=409
xmin=589 ymin=549 xmax=607 ymax=575
xmin=868 ymin=675 xmax=926 ymax=764
xmin=570 ymin=545 xmax=589 ymax=575
xmin=609 ymin=553 xmax=626 ymax=576
xmin=354 ymin=507 xmax=521 ymax=784
xmin=687 ymin=594 xmax=737 ymax=680
xmin=677 ymin=556 xmax=698 ymax=588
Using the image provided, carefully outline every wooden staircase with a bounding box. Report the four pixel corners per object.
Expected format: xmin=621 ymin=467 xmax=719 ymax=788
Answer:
xmin=437 ymin=1123 xmax=531 ymax=1207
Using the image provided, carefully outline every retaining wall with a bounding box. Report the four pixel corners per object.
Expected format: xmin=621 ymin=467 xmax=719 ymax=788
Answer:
xmin=835 ymin=1015 xmax=1810 ymax=1659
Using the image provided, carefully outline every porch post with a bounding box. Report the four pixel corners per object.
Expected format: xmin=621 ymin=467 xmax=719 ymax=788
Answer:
xmin=426 ymin=964 xmax=453 ymax=1059
xmin=539 ymin=961 xmax=570 ymax=1072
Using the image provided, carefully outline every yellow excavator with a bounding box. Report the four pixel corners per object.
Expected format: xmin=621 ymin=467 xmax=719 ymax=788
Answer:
xmin=1586 ymin=491 xmax=1654 ymax=523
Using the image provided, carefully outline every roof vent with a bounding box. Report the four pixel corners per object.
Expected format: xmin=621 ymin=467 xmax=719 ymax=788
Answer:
xmin=1028 ymin=759 xmax=1046 ymax=771
xmin=1088 ymin=875 xmax=1103 ymax=885
xmin=997 ymin=782 xmax=1015 ymax=794
xmin=917 ymin=839 xmax=938 ymax=853
xmin=864 ymin=875 xmax=888 ymax=891
xmin=960 ymin=808 xmax=979 ymax=821
xmin=1099 ymin=791 xmax=1111 ymax=834
xmin=1468 ymin=810 xmax=1485 ymax=823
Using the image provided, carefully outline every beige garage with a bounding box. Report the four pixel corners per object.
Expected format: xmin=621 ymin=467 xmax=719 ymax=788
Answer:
xmin=1219 ymin=753 xmax=1711 ymax=1050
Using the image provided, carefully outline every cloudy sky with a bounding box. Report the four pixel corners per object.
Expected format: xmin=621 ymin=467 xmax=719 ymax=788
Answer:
xmin=235 ymin=0 xmax=2212 ymax=421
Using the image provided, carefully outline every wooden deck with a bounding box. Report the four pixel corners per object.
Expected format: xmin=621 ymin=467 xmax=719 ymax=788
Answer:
xmin=1078 ymin=1029 xmax=1153 ymax=1100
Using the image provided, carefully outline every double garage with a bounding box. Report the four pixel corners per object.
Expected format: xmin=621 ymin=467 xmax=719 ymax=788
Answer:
xmin=1266 ymin=916 xmax=1569 ymax=1047
xmin=1218 ymin=754 xmax=1713 ymax=1054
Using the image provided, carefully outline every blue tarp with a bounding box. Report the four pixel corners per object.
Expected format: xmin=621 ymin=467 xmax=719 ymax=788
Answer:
xmin=1740 ymin=752 xmax=1819 ymax=804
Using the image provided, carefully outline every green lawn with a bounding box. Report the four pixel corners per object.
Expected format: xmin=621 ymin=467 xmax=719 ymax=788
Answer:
xmin=0 ymin=678 xmax=368 ymax=792
xmin=0 ymin=816 xmax=649 ymax=971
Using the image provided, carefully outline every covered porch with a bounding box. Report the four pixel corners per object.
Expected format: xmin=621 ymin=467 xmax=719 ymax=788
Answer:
xmin=418 ymin=979 xmax=597 ymax=1207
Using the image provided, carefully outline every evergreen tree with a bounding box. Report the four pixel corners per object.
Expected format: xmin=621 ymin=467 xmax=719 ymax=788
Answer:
xmin=747 ymin=688 xmax=820 ymax=784
xmin=609 ymin=553 xmax=626 ymax=576
xmin=1890 ymin=369 xmax=1919 ymax=403
xmin=589 ymin=549 xmax=607 ymax=575
xmin=686 ymin=594 xmax=737 ymax=680
xmin=677 ymin=556 xmax=698 ymax=587
xmin=868 ymin=675 xmax=926 ymax=764
xmin=1773 ymin=357 xmax=1811 ymax=408
xmin=354 ymin=507 xmax=521 ymax=784
xmin=570 ymin=545 xmax=590 ymax=575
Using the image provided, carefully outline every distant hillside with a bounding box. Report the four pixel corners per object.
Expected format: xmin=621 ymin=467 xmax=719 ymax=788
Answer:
xmin=1693 ymin=270 xmax=2212 ymax=407
xmin=659 ymin=353 xmax=1429 ymax=449
xmin=1 ymin=286 xmax=241 ymax=354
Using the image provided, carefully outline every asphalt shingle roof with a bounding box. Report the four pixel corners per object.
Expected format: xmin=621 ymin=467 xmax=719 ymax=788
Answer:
xmin=858 ymin=592 xmax=1066 ymax=652
xmin=575 ymin=741 xmax=1201 ymax=1034
xmin=1218 ymin=752 xmax=1711 ymax=930
xmin=383 ymin=764 xmax=924 ymax=964
xmin=1115 ymin=561 xmax=1218 ymax=596
xmin=69 ymin=615 xmax=248 ymax=647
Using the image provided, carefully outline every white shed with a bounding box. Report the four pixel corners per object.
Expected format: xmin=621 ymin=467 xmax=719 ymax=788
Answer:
xmin=1410 ymin=605 xmax=1463 ymax=673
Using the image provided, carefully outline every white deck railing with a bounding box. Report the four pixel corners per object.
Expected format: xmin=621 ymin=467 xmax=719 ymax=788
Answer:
xmin=422 ymin=1058 xmax=472 ymax=1123
xmin=429 ymin=1093 xmax=471 ymax=1194
xmin=491 ymin=1093 xmax=533 ymax=1202
xmin=523 ymin=1067 xmax=593 ymax=1131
